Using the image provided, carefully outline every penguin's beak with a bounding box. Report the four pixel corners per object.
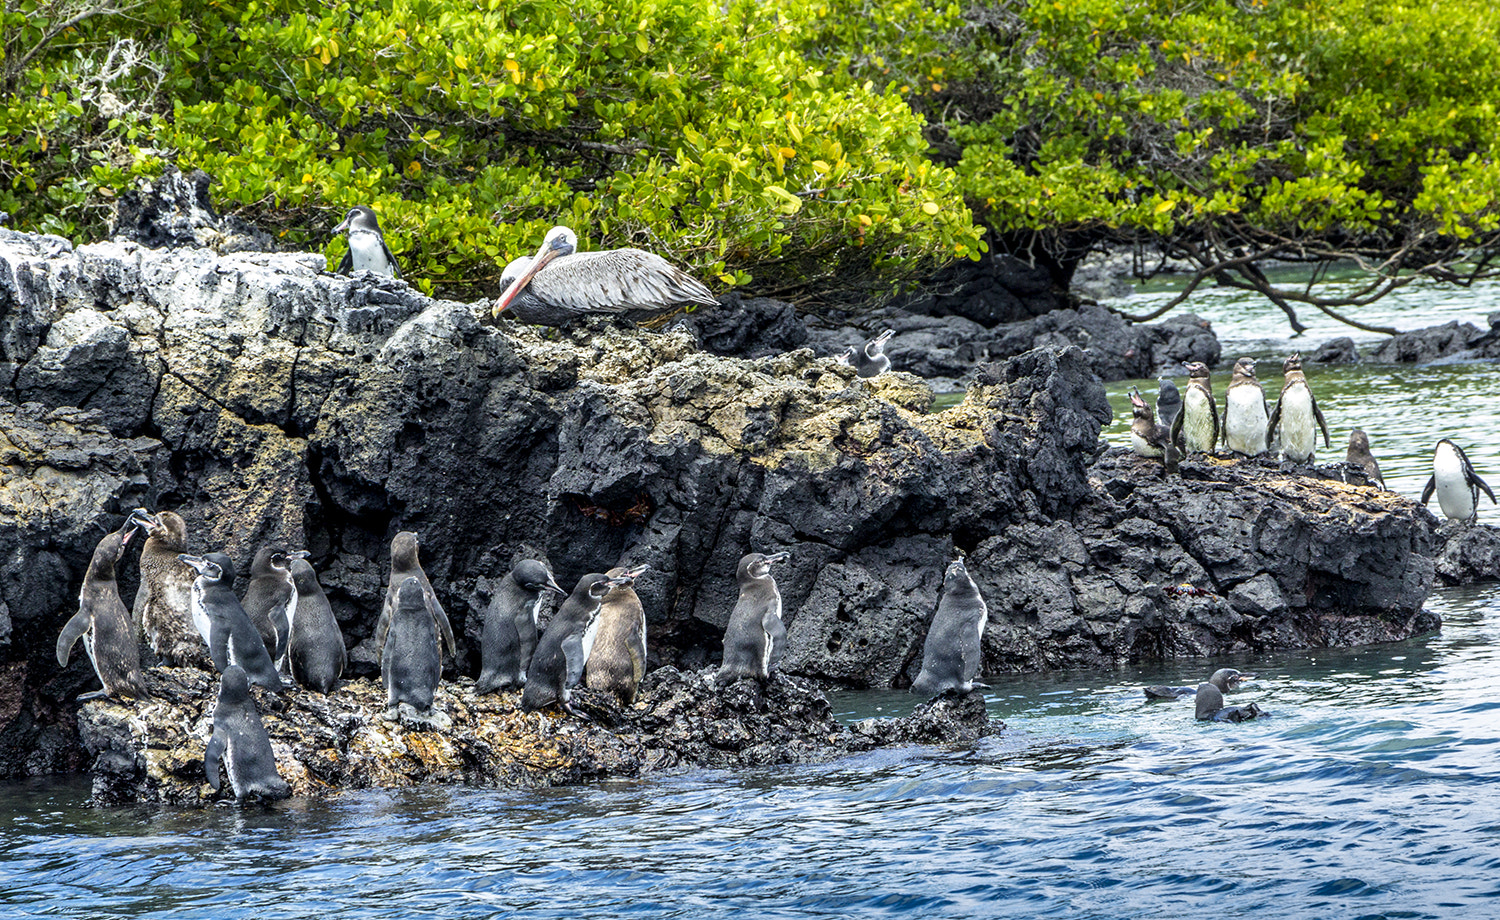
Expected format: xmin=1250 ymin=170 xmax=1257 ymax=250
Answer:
xmin=177 ymin=554 xmax=216 ymax=577
xmin=608 ymin=563 xmax=651 ymax=586
xmin=290 ymin=550 xmax=311 ymax=560
xmin=546 ymin=578 xmax=569 ymax=598
xmin=333 ymin=214 xmax=352 ymax=234
xmin=763 ymin=551 xmax=790 ymax=565
xmin=1129 ymin=388 xmax=1148 ymax=411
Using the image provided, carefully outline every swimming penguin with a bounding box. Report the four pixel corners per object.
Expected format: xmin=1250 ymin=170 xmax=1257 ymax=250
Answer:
xmin=132 ymin=510 xmax=203 ymax=668
xmin=520 ymin=571 xmax=631 ymax=716
xmin=1155 ymin=376 xmax=1182 ymax=432
xmin=1194 ymin=668 xmax=1266 ymax=722
xmin=1420 ymin=438 xmax=1496 ymax=524
xmin=287 ymin=557 xmax=344 ymax=694
xmin=375 ymin=531 xmax=456 ymax=662
xmin=839 ymin=329 xmax=895 ymax=377
xmin=1171 ymin=361 xmax=1219 ymax=455
xmin=181 ymin=553 xmax=285 ymax=692
xmin=1129 ymin=386 xmax=1179 ymax=473
xmin=204 ymin=665 xmax=291 ymax=801
xmin=1346 ymin=428 xmax=1386 ymax=490
xmin=57 ymin=513 xmax=149 ymax=701
xmin=1222 ymin=357 xmax=1270 ymax=456
xmin=1147 ymin=667 xmax=1251 ymax=701
xmin=715 ymin=551 xmax=792 ymax=684
xmin=378 ymin=576 xmax=444 ymax=722
xmin=583 ymin=564 xmax=652 ymax=705
xmin=910 ymin=556 xmax=989 ymax=696
xmin=333 ymin=205 xmax=402 ymax=279
xmin=475 ymin=560 xmax=567 ymax=694
xmin=241 ymin=546 xmax=305 ymax=673
xmin=1266 ymin=353 xmax=1330 ymax=463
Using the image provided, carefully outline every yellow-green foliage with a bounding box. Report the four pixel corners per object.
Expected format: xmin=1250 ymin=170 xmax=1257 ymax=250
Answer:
xmin=1 ymin=0 xmax=983 ymax=298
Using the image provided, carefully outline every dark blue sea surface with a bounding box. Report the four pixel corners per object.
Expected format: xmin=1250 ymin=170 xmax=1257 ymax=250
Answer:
xmin=3 ymin=585 xmax=1497 ymax=919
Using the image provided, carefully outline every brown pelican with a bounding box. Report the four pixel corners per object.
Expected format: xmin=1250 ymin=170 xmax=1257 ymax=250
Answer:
xmin=491 ymin=226 xmax=717 ymax=326
xmin=333 ymin=206 xmax=402 ymax=279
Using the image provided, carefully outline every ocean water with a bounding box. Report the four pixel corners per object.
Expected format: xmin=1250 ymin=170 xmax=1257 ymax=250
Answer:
xmin=4 ymin=274 xmax=1499 ymax=919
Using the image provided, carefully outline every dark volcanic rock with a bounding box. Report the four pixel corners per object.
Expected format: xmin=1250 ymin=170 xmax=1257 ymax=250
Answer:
xmin=675 ymin=292 xmax=808 ymax=358
xmin=1432 ymin=524 xmax=1500 ymax=585
xmin=903 ymin=250 xmax=1064 ymax=327
xmin=1367 ymin=320 xmax=1489 ymax=363
xmin=76 ymin=665 xmax=1003 ymax=805
xmin=111 ymin=166 xmax=276 ymax=253
xmin=1312 ymin=336 xmax=1361 ymax=364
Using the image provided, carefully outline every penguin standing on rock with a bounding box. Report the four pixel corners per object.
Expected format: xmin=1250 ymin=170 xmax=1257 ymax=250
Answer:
xmin=375 ymin=532 xmax=456 ymax=664
xmin=521 ymin=571 xmax=633 ymax=717
xmin=379 ymin=576 xmax=446 ymax=725
xmin=242 ymin=546 xmax=306 ymax=673
xmin=181 ymin=553 xmax=285 ymax=692
xmin=716 ymin=551 xmax=792 ymax=684
xmin=1172 ymin=362 xmax=1219 ymax=455
xmin=476 ymin=560 xmax=567 ymax=693
xmin=333 ymin=205 xmax=402 ymax=279
xmin=288 ymin=557 xmax=344 ymax=694
xmin=133 ymin=510 xmax=202 ymax=668
xmin=57 ymin=513 xmax=149 ymax=701
xmin=1421 ymin=438 xmax=1496 ymax=524
xmin=204 ymin=665 xmax=291 ymax=801
xmin=910 ymin=556 xmax=989 ymax=696
xmin=1129 ymin=387 xmax=1179 ymax=473
xmin=1346 ymin=429 xmax=1386 ymax=490
xmin=1267 ymin=353 xmax=1330 ymax=463
xmin=1223 ymin=357 xmax=1270 ymax=456
xmin=839 ymin=330 xmax=895 ymax=377
xmin=1155 ymin=376 xmax=1182 ymax=432
xmin=584 ymin=564 xmax=652 ymax=705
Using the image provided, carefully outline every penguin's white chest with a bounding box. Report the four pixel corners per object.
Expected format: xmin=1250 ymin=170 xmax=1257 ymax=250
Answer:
xmin=1435 ymin=447 xmax=1475 ymax=521
xmin=1225 ymin=386 xmax=1268 ymax=453
xmin=1182 ymin=388 xmax=1215 ymax=451
xmin=190 ymin=584 xmax=212 ymax=647
xmin=1131 ymin=429 xmax=1162 ymax=458
xmin=347 ymin=230 xmax=392 ymax=273
xmin=581 ymin=610 xmax=602 ymax=667
xmin=1279 ymin=385 xmax=1316 ymax=460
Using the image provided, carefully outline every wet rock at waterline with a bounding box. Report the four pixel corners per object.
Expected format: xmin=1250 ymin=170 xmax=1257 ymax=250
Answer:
xmin=1432 ymin=523 xmax=1500 ymax=585
xmin=76 ymin=665 xmax=1002 ymax=806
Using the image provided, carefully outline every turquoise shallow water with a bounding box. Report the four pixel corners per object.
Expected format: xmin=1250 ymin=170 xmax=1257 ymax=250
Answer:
xmin=5 ymin=275 xmax=1500 ymax=919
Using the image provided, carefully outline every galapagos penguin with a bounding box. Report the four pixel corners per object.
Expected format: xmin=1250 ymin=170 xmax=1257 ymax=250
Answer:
xmin=375 ymin=531 xmax=456 ymax=662
xmin=583 ymin=564 xmax=652 ymax=705
xmin=204 ymin=665 xmax=291 ymax=801
xmin=1194 ymin=668 xmax=1267 ymax=722
xmin=1266 ymin=352 xmax=1330 ymax=463
xmin=475 ymin=560 xmax=567 ymax=693
xmin=1421 ymin=438 xmax=1496 ymax=524
xmin=1346 ymin=428 xmax=1386 ymax=490
xmin=1155 ymin=376 xmax=1182 ymax=432
xmin=716 ymin=551 xmax=792 ymax=684
xmin=1223 ymin=357 xmax=1270 ymax=456
xmin=241 ymin=546 xmax=305 ymax=673
xmin=56 ymin=512 xmax=149 ymax=701
xmin=132 ymin=510 xmax=203 ymax=668
xmin=1129 ymin=386 xmax=1179 ymax=473
xmin=521 ymin=571 xmax=631 ymax=716
xmin=333 ymin=205 xmax=402 ymax=279
xmin=379 ymin=576 xmax=444 ymax=723
xmin=1171 ymin=361 xmax=1219 ymax=455
xmin=839 ymin=329 xmax=895 ymax=378
xmin=910 ymin=556 xmax=989 ymax=696
xmin=1148 ymin=667 xmax=1251 ymax=701
xmin=181 ymin=553 xmax=284 ymax=692
xmin=287 ymin=557 xmax=344 ymax=694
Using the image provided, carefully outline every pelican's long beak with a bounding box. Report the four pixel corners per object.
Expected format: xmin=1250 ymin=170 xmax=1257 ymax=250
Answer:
xmin=493 ymin=235 xmax=566 ymax=315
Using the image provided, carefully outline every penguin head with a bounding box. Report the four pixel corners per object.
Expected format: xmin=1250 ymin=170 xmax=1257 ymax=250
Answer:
xmin=738 ymin=551 xmax=789 ymax=582
xmin=251 ymin=545 xmax=295 ymax=577
xmin=218 ymin=665 xmax=251 ymax=704
xmin=513 ymin=560 xmax=567 ymax=596
xmin=141 ymin=510 xmax=188 ymax=548
xmin=605 ymin=563 xmax=650 ymax=588
xmin=572 ymin=573 xmax=613 ymax=602
xmin=396 ymin=575 xmax=427 ymax=613
xmin=836 ymin=345 xmax=858 ymax=366
xmin=1282 ymin=352 xmax=1303 ymax=373
xmin=178 ymin=553 xmax=225 ymax=586
xmin=289 ymin=557 xmax=321 ymax=592
xmin=1207 ymin=668 xmax=1253 ymax=691
xmin=1232 ymin=356 xmax=1257 ymax=379
xmin=1349 ymin=428 xmax=1370 ymax=451
xmin=334 ymin=205 xmax=381 ymax=236
xmin=1128 ymin=387 xmax=1152 ymax=419
xmin=1183 ymin=361 xmax=1211 ymax=381
xmin=391 ymin=531 xmax=421 ymax=570
xmin=865 ymin=329 xmax=894 ymax=358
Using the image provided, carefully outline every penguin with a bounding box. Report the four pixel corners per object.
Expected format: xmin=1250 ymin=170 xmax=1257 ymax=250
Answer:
xmin=520 ymin=571 xmax=631 ymax=716
xmin=378 ymin=576 xmax=443 ymax=721
xmin=475 ymin=560 xmax=567 ymax=694
xmin=583 ymin=564 xmax=652 ymax=705
xmin=1155 ymin=376 xmax=1182 ymax=432
xmin=1195 ymin=668 xmax=1268 ymax=722
xmin=241 ymin=546 xmax=306 ymax=673
xmin=910 ymin=556 xmax=989 ymax=696
xmin=288 ymin=557 xmax=345 ymax=694
xmin=180 ymin=553 xmax=285 ymax=692
xmin=204 ymin=665 xmax=291 ymax=801
xmin=1171 ymin=361 xmax=1219 ymax=455
xmin=1346 ymin=428 xmax=1386 ymax=490
xmin=1420 ymin=438 xmax=1496 ymax=524
xmin=715 ymin=551 xmax=792 ymax=684
xmin=132 ymin=509 xmax=203 ymax=668
xmin=333 ymin=205 xmax=402 ymax=279
xmin=1222 ymin=357 xmax=1270 ymax=456
xmin=1129 ymin=386 xmax=1179 ymax=473
xmin=374 ymin=531 xmax=456 ymax=662
xmin=839 ymin=329 xmax=895 ymax=377
xmin=1266 ymin=352 xmax=1330 ymax=463
xmin=1146 ymin=667 xmax=1251 ymax=701
xmin=56 ymin=512 xmax=149 ymax=701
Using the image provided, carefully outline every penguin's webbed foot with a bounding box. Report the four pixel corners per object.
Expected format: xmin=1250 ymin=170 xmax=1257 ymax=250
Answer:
xmin=75 ymin=689 xmax=107 ymax=702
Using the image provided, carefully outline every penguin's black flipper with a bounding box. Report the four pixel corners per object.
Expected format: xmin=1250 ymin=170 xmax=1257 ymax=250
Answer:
xmin=1169 ymin=405 xmax=1185 ymax=451
xmin=1476 ymin=472 xmax=1497 ymax=506
xmin=380 ymin=239 xmax=403 ymax=280
xmin=1310 ymin=393 xmax=1331 ymax=448
xmin=1208 ymin=393 xmax=1220 ymax=450
xmin=1420 ymin=475 xmax=1437 ymax=506
xmin=1266 ymin=399 xmax=1283 ymax=448
xmin=337 ymin=249 xmax=353 ymax=276
xmin=204 ymin=728 xmax=227 ymax=791
xmin=56 ymin=610 xmax=89 ymax=667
